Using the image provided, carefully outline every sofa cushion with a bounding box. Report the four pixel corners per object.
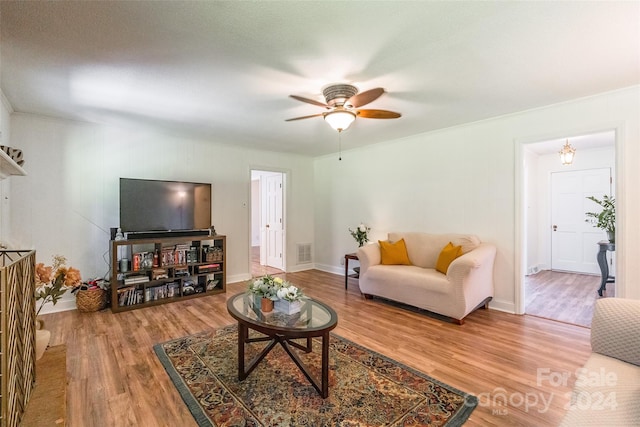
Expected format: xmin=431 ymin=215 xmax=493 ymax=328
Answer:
xmin=389 ymin=232 xmax=481 ymax=268
xmin=379 ymin=238 xmax=411 ymax=265
xmin=365 ymin=265 xmax=451 ymax=294
xmin=435 ymin=242 xmax=462 ymax=274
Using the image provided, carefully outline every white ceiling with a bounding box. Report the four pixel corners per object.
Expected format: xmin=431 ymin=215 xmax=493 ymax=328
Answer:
xmin=1 ymin=1 xmax=638 ymax=157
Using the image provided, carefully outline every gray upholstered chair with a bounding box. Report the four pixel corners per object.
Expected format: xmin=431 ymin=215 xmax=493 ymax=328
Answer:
xmin=560 ymin=298 xmax=640 ymax=426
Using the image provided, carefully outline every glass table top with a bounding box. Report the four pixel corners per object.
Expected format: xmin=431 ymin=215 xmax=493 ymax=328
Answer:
xmin=227 ymin=292 xmax=337 ymax=332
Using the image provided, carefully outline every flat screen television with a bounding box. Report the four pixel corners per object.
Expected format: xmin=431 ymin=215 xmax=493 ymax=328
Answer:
xmin=119 ymin=178 xmax=211 ymax=233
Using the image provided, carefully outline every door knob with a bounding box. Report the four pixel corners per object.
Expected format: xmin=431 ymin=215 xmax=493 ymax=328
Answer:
xmin=553 ymin=225 xmax=557 ymax=231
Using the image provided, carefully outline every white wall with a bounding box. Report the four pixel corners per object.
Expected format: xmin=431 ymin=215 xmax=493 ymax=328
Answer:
xmin=10 ymin=113 xmax=315 ymax=312
xmin=0 ymin=95 xmax=12 ymax=246
xmin=314 ymin=86 xmax=640 ymax=313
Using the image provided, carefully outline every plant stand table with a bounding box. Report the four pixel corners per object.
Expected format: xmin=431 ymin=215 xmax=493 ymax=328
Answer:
xmin=226 ymin=292 xmax=338 ymax=398
xmin=597 ymin=240 xmax=615 ymax=296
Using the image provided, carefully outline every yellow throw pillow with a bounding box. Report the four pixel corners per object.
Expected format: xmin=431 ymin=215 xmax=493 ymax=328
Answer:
xmin=436 ymin=242 xmax=462 ymax=274
xmin=379 ymin=238 xmax=412 ymax=265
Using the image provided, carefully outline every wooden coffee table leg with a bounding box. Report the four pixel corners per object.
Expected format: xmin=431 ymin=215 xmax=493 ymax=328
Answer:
xmin=321 ymin=332 xmax=329 ymax=398
xmin=238 ymin=322 xmax=246 ymax=380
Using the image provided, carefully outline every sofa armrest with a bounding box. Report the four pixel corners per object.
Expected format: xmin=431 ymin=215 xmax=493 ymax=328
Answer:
xmin=446 ymin=243 xmax=496 ymax=317
xmin=446 ymin=243 xmax=496 ymax=281
xmin=357 ymin=243 xmax=380 ymax=276
xmin=591 ymin=298 xmax=640 ymax=366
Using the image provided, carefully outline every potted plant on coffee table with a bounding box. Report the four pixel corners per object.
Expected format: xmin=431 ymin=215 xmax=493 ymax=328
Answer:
xmin=248 ymin=275 xmax=281 ymax=312
xmin=275 ymin=283 xmax=305 ymax=314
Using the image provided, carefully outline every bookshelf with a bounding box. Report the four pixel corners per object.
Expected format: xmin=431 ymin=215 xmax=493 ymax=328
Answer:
xmin=109 ymin=234 xmax=226 ymax=312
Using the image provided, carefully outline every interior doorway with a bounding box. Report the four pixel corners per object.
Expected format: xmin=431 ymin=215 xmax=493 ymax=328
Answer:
xmin=520 ymin=130 xmax=616 ymax=325
xmin=250 ymin=170 xmax=285 ymax=277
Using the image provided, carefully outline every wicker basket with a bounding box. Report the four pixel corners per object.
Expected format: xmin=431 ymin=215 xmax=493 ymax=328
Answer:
xmin=76 ymin=288 xmax=107 ymax=312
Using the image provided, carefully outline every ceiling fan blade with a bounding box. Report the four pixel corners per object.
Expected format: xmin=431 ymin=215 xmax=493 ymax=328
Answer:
xmin=285 ymin=113 xmax=324 ymax=121
xmin=289 ymin=95 xmax=328 ymax=108
xmin=347 ymin=88 xmax=385 ymax=108
xmin=356 ymin=109 xmax=401 ymax=119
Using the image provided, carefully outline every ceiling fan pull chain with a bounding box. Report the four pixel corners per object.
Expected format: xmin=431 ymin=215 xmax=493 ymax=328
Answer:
xmin=338 ymin=130 xmax=342 ymax=161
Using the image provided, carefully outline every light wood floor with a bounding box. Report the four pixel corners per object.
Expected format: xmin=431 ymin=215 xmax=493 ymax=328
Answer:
xmin=525 ymin=270 xmax=615 ymax=327
xmin=41 ymin=270 xmax=591 ymax=427
xmin=251 ymin=245 xmax=284 ymax=277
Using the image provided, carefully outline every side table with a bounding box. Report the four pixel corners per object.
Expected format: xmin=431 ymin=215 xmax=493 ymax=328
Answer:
xmin=344 ymin=253 xmax=359 ymax=289
xmin=597 ymin=240 xmax=615 ymax=296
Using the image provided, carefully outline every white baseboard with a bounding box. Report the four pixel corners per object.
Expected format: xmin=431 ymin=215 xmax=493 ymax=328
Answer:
xmin=526 ymin=265 xmax=540 ymax=275
xmin=37 ymin=298 xmax=78 ymax=315
xmin=314 ymin=263 xmax=345 ymax=276
xmin=488 ymin=298 xmax=516 ymax=314
xmin=287 ymin=263 xmax=314 ymax=273
xmin=526 ymin=264 xmax=550 ymax=275
xmin=227 ymin=273 xmax=252 ymax=284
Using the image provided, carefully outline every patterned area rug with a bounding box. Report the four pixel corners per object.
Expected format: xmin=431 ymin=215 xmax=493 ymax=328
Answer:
xmin=154 ymin=325 xmax=477 ymax=426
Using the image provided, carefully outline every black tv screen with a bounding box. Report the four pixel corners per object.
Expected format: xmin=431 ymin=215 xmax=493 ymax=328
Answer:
xmin=119 ymin=178 xmax=211 ymax=232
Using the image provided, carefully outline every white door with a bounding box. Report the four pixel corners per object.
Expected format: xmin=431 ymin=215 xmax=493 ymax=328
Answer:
xmin=264 ymin=173 xmax=284 ymax=270
xmin=551 ymin=168 xmax=611 ymax=274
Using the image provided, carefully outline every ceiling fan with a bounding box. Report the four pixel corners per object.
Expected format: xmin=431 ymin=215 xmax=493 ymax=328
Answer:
xmin=286 ymin=83 xmax=401 ymax=132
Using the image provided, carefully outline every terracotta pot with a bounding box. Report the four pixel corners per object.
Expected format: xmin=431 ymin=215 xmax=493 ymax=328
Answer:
xmin=261 ymin=297 xmax=274 ymax=312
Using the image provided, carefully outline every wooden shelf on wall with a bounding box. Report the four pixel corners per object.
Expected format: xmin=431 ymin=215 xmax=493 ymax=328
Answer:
xmin=0 ymin=149 xmax=26 ymax=179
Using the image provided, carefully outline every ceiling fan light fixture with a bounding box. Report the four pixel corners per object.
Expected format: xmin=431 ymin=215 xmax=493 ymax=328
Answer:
xmin=559 ymin=139 xmax=576 ymax=165
xmin=324 ymin=110 xmax=356 ymax=132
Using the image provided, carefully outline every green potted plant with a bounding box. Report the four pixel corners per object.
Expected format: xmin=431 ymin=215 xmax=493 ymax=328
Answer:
xmin=275 ymin=282 xmax=305 ymax=314
xmin=585 ymin=194 xmax=615 ymax=243
xmin=248 ymin=275 xmax=281 ymax=312
xmin=349 ymin=223 xmax=371 ymax=247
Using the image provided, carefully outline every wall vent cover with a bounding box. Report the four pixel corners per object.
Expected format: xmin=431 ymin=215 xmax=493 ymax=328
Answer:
xmin=297 ymin=243 xmax=311 ymax=264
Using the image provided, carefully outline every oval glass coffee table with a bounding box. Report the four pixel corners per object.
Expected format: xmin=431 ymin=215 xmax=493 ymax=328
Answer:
xmin=226 ymin=292 xmax=338 ymax=398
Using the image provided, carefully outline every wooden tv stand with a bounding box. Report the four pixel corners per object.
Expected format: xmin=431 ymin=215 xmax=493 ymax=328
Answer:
xmin=109 ymin=234 xmax=226 ymax=312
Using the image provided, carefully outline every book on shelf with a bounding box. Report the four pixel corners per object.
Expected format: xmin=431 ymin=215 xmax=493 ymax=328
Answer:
xmin=167 ymin=282 xmax=180 ymax=297
xmin=160 ymin=244 xmax=190 ymax=266
xmin=146 ymin=284 xmax=170 ymax=301
xmin=196 ymin=263 xmax=221 ymax=273
xmin=117 ymin=286 xmax=143 ymax=306
xmin=124 ymin=275 xmax=150 ymax=285
xmin=135 ymin=289 xmax=144 ymax=305
xmin=125 ymin=289 xmax=144 ymax=306
xmin=187 ymin=246 xmax=198 ymax=263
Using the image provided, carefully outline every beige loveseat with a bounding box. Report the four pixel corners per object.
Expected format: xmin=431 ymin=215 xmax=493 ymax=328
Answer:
xmin=560 ymin=298 xmax=640 ymax=426
xmin=357 ymin=232 xmax=496 ymax=324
